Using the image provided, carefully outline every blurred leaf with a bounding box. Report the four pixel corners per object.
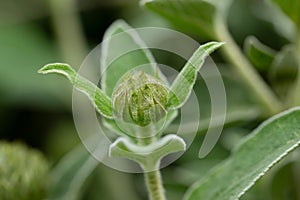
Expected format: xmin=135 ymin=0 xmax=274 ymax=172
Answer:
xmin=101 ymin=19 xmax=167 ymax=97
xmin=244 ymin=36 xmax=276 ymax=72
xmin=254 ymin=1 xmax=296 ymax=41
xmin=270 ymin=0 xmax=300 ymax=27
xmin=48 ymin=141 xmax=99 ymax=200
xmin=141 ymin=0 xmax=216 ymax=38
xmin=270 ymin=162 xmax=300 ymax=200
xmin=0 ymin=23 xmax=68 ymax=109
xmin=269 ymin=45 xmax=298 ymax=99
xmin=184 ymin=107 xmax=300 ymax=200
xmin=141 ymin=0 xmax=233 ymax=38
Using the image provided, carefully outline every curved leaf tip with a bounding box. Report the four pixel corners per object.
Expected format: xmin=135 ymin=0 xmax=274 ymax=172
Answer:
xmin=38 ymin=63 xmax=76 ymax=82
xmin=167 ymin=41 xmax=224 ymax=109
xmin=38 ymin=63 xmax=113 ymax=119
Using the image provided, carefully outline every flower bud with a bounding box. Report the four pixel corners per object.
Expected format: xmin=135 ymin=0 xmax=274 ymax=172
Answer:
xmin=0 ymin=141 xmax=49 ymax=200
xmin=112 ymin=71 xmax=169 ymax=127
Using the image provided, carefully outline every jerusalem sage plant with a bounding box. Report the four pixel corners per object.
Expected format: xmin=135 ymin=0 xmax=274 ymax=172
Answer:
xmin=35 ymin=0 xmax=300 ymax=199
xmin=38 ymin=16 xmax=300 ymax=200
xmin=38 ymin=20 xmax=223 ymax=200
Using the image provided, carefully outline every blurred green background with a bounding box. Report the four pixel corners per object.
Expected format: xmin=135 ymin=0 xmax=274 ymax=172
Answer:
xmin=0 ymin=0 xmax=299 ymax=199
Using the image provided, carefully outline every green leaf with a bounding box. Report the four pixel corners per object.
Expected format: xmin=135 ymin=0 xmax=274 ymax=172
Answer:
xmin=141 ymin=0 xmax=216 ymax=38
xmin=38 ymin=63 xmax=113 ymax=118
xmin=101 ymin=19 xmax=167 ymax=97
xmin=167 ymin=42 xmax=224 ymax=109
xmin=109 ymin=134 xmax=186 ymax=171
xmin=270 ymin=0 xmax=300 ymax=27
xmin=100 ymin=19 xmax=176 ymax=135
xmin=165 ymin=68 xmax=260 ymax=135
xmin=269 ymin=45 xmax=298 ymax=100
xmin=184 ymin=107 xmax=300 ymax=200
xmin=244 ymin=36 xmax=276 ymax=72
xmin=48 ymin=142 xmax=99 ymax=200
xmin=270 ymin=162 xmax=300 ymax=200
xmin=141 ymin=0 xmax=233 ymax=38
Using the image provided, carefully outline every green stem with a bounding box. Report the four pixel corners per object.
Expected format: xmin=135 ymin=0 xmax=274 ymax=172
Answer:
xmin=144 ymin=170 xmax=166 ymax=200
xmin=215 ymin=17 xmax=283 ymax=116
xmin=48 ymin=0 xmax=87 ymax=67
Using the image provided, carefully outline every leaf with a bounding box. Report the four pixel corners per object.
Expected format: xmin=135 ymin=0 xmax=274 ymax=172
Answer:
xmin=167 ymin=42 xmax=224 ymax=109
xmin=270 ymin=0 xmax=300 ymax=27
xmin=141 ymin=0 xmax=233 ymax=38
xmin=100 ymin=19 xmax=176 ymax=135
xmin=184 ymin=107 xmax=300 ymax=200
xmin=270 ymin=162 xmax=300 ymax=200
xmin=101 ymin=19 xmax=167 ymax=97
xmin=254 ymin=1 xmax=296 ymax=41
xmin=109 ymin=134 xmax=185 ymax=172
xmin=244 ymin=36 xmax=276 ymax=72
xmin=0 ymin=23 xmax=68 ymax=109
xmin=141 ymin=0 xmax=216 ymax=38
xmin=38 ymin=63 xmax=113 ymax=118
xmin=165 ymin=68 xmax=260 ymax=135
xmin=48 ymin=141 xmax=99 ymax=200
xmin=269 ymin=45 xmax=298 ymax=100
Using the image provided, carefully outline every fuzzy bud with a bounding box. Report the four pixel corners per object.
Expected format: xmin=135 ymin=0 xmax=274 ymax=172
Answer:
xmin=112 ymin=71 xmax=169 ymax=127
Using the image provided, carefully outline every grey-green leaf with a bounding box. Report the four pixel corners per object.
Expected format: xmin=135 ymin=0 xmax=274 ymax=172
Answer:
xmin=141 ymin=0 xmax=217 ymax=38
xmin=270 ymin=0 xmax=300 ymax=27
xmin=48 ymin=142 xmax=99 ymax=200
xmin=184 ymin=107 xmax=300 ymax=200
xmin=101 ymin=19 xmax=167 ymax=97
xmin=109 ymin=134 xmax=185 ymax=172
xmin=167 ymin=42 xmax=224 ymax=109
xmin=244 ymin=36 xmax=276 ymax=72
xmin=141 ymin=0 xmax=233 ymax=39
xmin=38 ymin=63 xmax=113 ymax=118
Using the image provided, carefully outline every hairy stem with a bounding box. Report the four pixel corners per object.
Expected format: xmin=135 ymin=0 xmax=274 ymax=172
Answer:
xmin=144 ymin=170 xmax=166 ymax=200
xmin=215 ymin=17 xmax=283 ymax=116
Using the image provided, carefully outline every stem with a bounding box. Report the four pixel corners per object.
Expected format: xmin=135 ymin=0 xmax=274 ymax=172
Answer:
xmin=144 ymin=170 xmax=166 ymax=200
xmin=99 ymin=165 xmax=140 ymax=200
xmin=215 ymin=17 xmax=283 ymax=116
xmin=48 ymin=0 xmax=87 ymax=67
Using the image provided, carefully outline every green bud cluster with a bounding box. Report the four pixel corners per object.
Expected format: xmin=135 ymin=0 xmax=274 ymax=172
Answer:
xmin=0 ymin=141 xmax=49 ymax=200
xmin=112 ymin=71 xmax=169 ymax=127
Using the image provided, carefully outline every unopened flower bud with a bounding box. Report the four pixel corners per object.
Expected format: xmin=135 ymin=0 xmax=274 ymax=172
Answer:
xmin=112 ymin=71 xmax=169 ymax=127
xmin=0 ymin=141 xmax=49 ymax=200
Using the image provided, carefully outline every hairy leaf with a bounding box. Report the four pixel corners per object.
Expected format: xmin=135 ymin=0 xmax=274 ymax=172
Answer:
xmin=110 ymin=134 xmax=185 ymax=172
xmin=184 ymin=107 xmax=300 ymax=200
xmin=101 ymin=19 xmax=167 ymax=97
xmin=167 ymin=42 xmax=224 ymax=109
xmin=38 ymin=63 xmax=113 ymax=118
